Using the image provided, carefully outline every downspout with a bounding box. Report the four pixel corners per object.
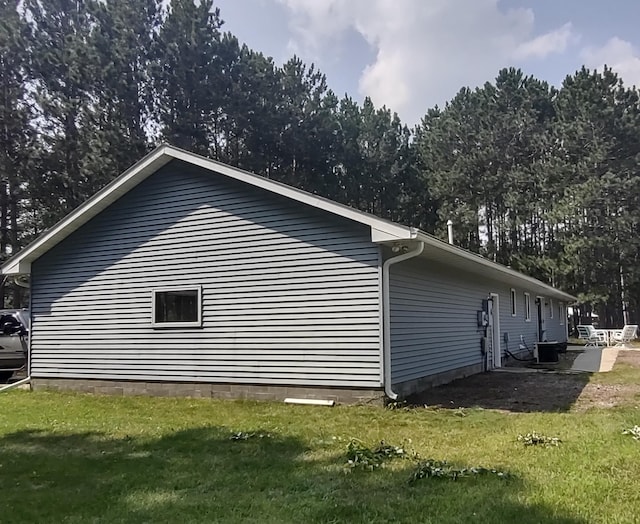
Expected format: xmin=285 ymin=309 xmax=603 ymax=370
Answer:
xmin=0 ymin=376 xmax=30 ymax=393
xmin=382 ymin=241 xmax=424 ymax=400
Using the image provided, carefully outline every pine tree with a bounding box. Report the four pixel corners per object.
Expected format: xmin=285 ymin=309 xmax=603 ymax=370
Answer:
xmin=88 ymin=0 xmax=160 ymax=177
xmin=553 ymin=67 xmax=640 ymax=325
xmin=0 ymin=1 xmax=35 ymax=306
xmin=151 ymin=0 xmax=223 ymax=155
xmin=23 ymin=0 xmax=100 ymax=223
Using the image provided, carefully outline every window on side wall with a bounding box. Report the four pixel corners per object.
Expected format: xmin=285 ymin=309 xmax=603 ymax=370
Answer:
xmin=559 ymin=303 xmax=564 ymax=325
xmin=524 ymin=292 xmax=531 ymax=322
xmin=549 ymin=298 xmax=553 ymax=319
xmin=510 ymin=288 xmax=516 ymax=316
xmin=152 ymin=286 xmax=202 ymax=327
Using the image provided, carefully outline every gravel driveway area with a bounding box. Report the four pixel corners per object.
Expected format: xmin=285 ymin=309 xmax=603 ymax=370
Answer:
xmin=409 ymin=349 xmax=640 ymax=413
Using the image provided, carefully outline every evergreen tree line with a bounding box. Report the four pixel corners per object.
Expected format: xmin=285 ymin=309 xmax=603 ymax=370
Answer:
xmin=0 ymin=0 xmax=638 ymax=326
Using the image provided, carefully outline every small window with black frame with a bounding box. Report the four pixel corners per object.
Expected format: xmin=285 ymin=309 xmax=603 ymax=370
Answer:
xmin=153 ymin=287 xmax=202 ymax=327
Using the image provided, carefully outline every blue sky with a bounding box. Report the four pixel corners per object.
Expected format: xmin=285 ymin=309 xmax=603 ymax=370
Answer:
xmin=214 ymin=0 xmax=640 ymax=126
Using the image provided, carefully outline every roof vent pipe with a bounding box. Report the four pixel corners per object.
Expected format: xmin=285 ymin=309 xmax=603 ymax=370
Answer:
xmin=447 ymin=220 xmax=454 ymax=245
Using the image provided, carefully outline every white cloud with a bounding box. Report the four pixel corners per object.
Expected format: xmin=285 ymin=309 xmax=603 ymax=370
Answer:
xmin=280 ymin=0 xmax=353 ymax=58
xmin=582 ymin=37 xmax=640 ymax=88
xmin=513 ymin=22 xmax=576 ymax=60
xmin=277 ymin=0 xmax=576 ymax=125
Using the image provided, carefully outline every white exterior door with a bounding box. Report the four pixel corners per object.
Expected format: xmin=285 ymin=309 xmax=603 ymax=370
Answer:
xmin=489 ymin=294 xmax=501 ymax=368
xmin=537 ymin=296 xmax=545 ymax=341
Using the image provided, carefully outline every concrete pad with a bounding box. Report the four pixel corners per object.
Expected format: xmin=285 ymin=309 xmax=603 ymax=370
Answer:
xmin=599 ymin=348 xmax=619 ymax=371
xmin=570 ymin=347 xmax=619 ymax=372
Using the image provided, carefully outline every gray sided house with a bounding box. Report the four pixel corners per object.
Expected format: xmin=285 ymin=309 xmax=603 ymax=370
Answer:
xmin=2 ymin=145 xmax=575 ymax=403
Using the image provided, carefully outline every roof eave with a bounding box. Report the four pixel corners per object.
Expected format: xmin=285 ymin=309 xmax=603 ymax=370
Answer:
xmin=166 ymin=147 xmax=418 ymax=243
xmin=1 ymin=144 xmax=418 ymax=275
xmin=1 ymin=145 xmax=174 ymax=275
xmin=0 ymin=144 xmax=576 ymax=304
xmin=414 ymin=232 xmax=577 ymax=302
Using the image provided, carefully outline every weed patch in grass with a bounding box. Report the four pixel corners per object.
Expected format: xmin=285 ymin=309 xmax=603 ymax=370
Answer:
xmin=517 ymin=433 xmax=562 ymax=447
xmin=622 ymin=425 xmax=640 ymax=440
xmin=410 ymin=459 xmax=510 ymax=482
xmin=229 ymin=430 xmax=273 ymax=440
xmin=344 ymin=439 xmax=409 ymax=471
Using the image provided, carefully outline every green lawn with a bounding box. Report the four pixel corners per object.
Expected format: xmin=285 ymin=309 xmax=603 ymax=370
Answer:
xmin=1 ymin=367 xmax=640 ymax=523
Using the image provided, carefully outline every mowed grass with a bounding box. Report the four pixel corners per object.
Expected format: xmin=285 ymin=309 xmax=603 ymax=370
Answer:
xmin=2 ymin=369 xmax=640 ymax=524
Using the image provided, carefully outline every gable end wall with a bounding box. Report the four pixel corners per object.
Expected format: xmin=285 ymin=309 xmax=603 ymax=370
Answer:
xmin=30 ymin=161 xmax=382 ymax=389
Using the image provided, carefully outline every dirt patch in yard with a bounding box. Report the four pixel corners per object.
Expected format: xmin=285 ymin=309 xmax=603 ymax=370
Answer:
xmin=574 ymin=350 xmax=640 ymax=411
xmin=408 ymin=350 xmax=640 ymax=413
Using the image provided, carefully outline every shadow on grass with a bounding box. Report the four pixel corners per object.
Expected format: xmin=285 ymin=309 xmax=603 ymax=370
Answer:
xmin=407 ymin=370 xmax=592 ymax=413
xmin=0 ymin=427 xmax=586 ymax=524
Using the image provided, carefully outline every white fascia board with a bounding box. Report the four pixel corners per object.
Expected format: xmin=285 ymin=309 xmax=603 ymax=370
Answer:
xmin=1 ymin=146 xmax=174 ymax=275
xmin=166 ymin=147 xmax=417 ymax=242
xmin=2 ymin=259 xmax=28 ymax=275
xmin=1 ymin=144 xmax=417 ymax=275
xmin=414 ymin=231 xmax=577 ymax=303
xmin=370 ymin=226 xmax=416 ymax=242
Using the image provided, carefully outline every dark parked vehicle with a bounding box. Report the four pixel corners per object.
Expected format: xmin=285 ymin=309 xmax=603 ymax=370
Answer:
xmin=0 ymin=309 xmax=29 ymax=382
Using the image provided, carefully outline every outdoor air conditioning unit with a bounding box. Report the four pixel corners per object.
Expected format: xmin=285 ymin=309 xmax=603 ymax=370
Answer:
xmin=536 ymin=342 xmax=562 ymax=363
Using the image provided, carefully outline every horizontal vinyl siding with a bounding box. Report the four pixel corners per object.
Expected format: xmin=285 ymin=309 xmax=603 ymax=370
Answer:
xmin=499 ymin=290 xmax=541 ymax=355
xmin=501 ymin=294 xmax=568 ymax=351
xmin=389 ymin=260 xmax=488 ymax=384
xmin=31 ymin=161 xmax=382 ymax=388
xmin=389 ymin=258 xmax=563 ymax=385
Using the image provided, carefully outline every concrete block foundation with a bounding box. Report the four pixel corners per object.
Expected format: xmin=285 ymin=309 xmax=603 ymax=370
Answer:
xmin=31 ymin=377 xmax=386 ymax=405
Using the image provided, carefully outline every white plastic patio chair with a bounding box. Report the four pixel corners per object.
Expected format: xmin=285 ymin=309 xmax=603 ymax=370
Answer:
xmin=611 ymin=325 xmax=638 ymax=347
xmin=577 ymin=325 xmax=607 ymax=348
